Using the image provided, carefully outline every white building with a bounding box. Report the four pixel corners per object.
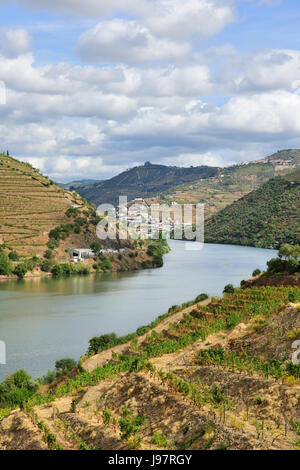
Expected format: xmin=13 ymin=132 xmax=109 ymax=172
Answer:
xmin=68 ymin=248 xmax=94 ymax=262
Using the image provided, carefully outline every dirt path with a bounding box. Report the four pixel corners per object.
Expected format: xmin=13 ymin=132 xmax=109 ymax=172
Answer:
xmin=83 ymin=298 xmax=211 ymax=372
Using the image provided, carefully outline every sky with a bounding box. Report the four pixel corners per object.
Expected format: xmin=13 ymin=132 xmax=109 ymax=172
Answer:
xmin=0 ymin=0 xmax=300 ymax=182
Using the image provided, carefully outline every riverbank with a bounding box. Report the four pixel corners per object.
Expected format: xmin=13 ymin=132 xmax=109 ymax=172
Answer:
xmin=0 ymin=242 xmax=276 ymax=380
xmin=82 ymin=296 xmax=211 ymax=372
xmin=1 ymin=285 xmax=299 ymax=450
xmin=0 ymin=239 xmax=170 ymax=281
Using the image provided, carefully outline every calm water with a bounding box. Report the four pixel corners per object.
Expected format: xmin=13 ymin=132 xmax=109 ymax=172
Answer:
xmin=0 ymin=241 xmax=276 ymax=380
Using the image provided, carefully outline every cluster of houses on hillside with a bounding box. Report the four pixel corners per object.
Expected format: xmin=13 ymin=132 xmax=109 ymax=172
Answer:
xmin=118 ymin=198 xmax=193 ymax=238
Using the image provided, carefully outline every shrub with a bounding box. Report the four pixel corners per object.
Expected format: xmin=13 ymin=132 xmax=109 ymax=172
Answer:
xmin=90 ymin=241 xmax=102 ymax=255
xmin=88 ymin=333 xmax=119 ymax=355
xmin=151 ymin=431 xmax=168 ymax=448
xmin=51 ymin=264 xmax=63 ymax=276
xmin=101 ymin=260 xmax=112 ymax=271
xmin=8 ymin=251 xmax=19 ymax=261
xmin=287 ymin=259 xmax=299 ymax=274
xmin=47 ymin=239 xmax=59 ymax=250
xmin=0 ymin=370 xmax=39 ymax=407
xmin=13 ymin=263 xmax=28 ymax=279
xmin=223 ymin=284 xmax=235 ymax=294
xmin=40 ymin=259 xmax=54 ymax=272
xmin=0 ymin=252 xmax=13 ymax=275
xmin=195 ymin=293 xmax=209 ymax=302
xmin=43 ymin=249 xmax=53 ymax=260
xmin=49 ymin=227 xmax=61 ymax=241
xmin=55 ymin=358 xmax=77 ymax=374
xmin=43 ymin=370 xmax=57 ymax=384
xmin=61 ymin=263 xmax=73 ymax=276
xmin=252 ymin=269 xmax=261 ymax=277
xmin=287 ymin=329 xmax=300 ymax=341
xmin=267 ymin=257 xmax=286 ymax=273
xmin=65 ymin=207 xmax=80 ymax=218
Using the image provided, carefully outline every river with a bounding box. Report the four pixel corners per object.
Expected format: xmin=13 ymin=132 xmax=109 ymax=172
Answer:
xmin=0 ymin=241 xmax=276 ymax=380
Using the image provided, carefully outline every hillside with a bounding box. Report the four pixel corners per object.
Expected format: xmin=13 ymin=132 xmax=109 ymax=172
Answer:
xmin=0 ymin=153 xmax=91 ymax=257
xmin=74 ymin=162 xmax=219 ymax=206
xmin=146 ymin=150 xmax=300 ymax=218
xmin=60 ymin=180 xmax=100 ymax=191
xmin=205 ymin=170 xmax=300 ymax=249
xmin=0 ymin=154 xmax=167 ymax=274
xmin=1 ymin=284 xmax=300 ymax=450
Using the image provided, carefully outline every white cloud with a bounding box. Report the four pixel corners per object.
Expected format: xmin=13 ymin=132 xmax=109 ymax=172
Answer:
xmin=235 ymin=50 xmax=300 ymax=93
xmin=76 ymin=19 xmax=190 ymax=63
xmin=0 ymin=28 xmax=32 ymax=58
xmin=145 ymin=0 xmax=236 ymax=39
xmin=0 ymin=5 xmax=300 ymax=181
xmin=0 ymin=0 xmax=148 ymax=17
xmin=162 ymin=151 xmax=224 ymax=167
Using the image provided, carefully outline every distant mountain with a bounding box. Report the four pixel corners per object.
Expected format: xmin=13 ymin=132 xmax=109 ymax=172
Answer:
xmin=205 ymin=169 xmax=300 ymax=249
xmin=146 ymin=149 xmax=300 ymax=218
xmin=60 ymin=179 xmax=101 ymax=191
xmin=75 ymin=162 xmax=219 ymax=206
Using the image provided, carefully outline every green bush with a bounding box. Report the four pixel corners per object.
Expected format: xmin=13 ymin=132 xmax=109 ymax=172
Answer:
xmin=90 ymin=241 xmax=102 ymax=255
xmin=223 ymin=284 xmax=235 ymax=294
xmin=40 ymin=259 xmax=54 ymax=272
xmin=0 ymin=252 xmax=13 ymax=275
xmin=49 ymin=227 xmax=61 ymax=241
xmin=8 ymin=251 xmax=19 ymax=261
xmin=101 ymin=260 xmax=113 ymax=271
xmin=252 ymin=269 xmax=261 ymax=277
xmin=55 ymin=358 xmax=77 ymax=375
xmin=195 ymin=293 xmax=209 ymax=302
xmin=88 ymin=333 xmax=119 ymax=355
xmin=43 ymin=249 xmax=53 ymax=260
xmin=13 ymin=263 xmax=28 ymax=279
xmin=51 ymin=264 xmax=63 ymax=276
xmin=0 ymin=370 xmax=39 ymax=407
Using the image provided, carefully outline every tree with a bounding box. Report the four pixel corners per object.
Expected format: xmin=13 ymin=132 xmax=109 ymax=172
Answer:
xmin=88 ymin=333 xmax=118 ymax=355
xmin=8 ymin=251 xmax=19 ymax=261
xmin=252 ymin=268 xmax=261 ymax=277
xmin=13 ymin=263 xmax=28 ymax=279
xmin=44 ymin=249 xmax=53 ymax=260
xmin=90 ymin=241 xmax=102 ymax=255
xmin=279 ymin=244 xmax=300 ymax=260
xmin=51 ymin=264 xmax=63 ymax=276
xmin=223 ymin=284 xmax=235 ymax=294
xmin=55 ymin=358 xmax=77 ymax=374
xmin=0 ymin=252 xmax=13 ymax=275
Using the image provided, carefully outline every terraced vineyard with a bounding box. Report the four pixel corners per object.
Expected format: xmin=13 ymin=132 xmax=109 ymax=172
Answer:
xmin=146 ymin=150 xmax=300 ymax=219
xmin=0 ymin=154 xmax=87 ymax=256
xmin=1 ymin=286 xmax=299 ymax=450
xmin=205 ymin=171 xmax=300 ymax=248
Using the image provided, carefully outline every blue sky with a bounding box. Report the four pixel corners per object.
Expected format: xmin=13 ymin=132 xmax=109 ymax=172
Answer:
xmin=0 ymin=0 xmax=299 ymax=181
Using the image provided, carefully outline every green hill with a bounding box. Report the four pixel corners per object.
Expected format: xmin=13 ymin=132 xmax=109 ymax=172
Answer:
xmin=146 ymin=149 xmax=300 ymax=218
xmin=205 ymin=169 xmax=300 ymax=249
xmin=75 ymin=162 xmax=219 ymax=206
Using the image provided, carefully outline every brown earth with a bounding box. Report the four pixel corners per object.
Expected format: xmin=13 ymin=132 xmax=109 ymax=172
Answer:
xmin=1 ymin=294 xmax=299 ymax=451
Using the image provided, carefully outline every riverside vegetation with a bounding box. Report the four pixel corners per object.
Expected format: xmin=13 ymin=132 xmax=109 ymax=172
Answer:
xmin=1 ymin=249 xmax=300 ymax=450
